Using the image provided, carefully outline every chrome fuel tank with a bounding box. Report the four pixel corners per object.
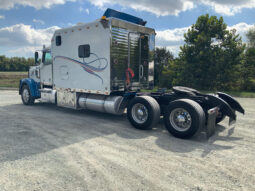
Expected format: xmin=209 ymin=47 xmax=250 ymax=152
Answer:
xmin=78 ymin=94 xmax=124 ymax=115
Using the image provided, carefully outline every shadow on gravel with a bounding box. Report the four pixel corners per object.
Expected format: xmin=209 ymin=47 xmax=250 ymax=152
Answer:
xmin=0 ymin=102 xmax=243 ymax=162
xmin=154 ymin=118 xmax=243 ymax=157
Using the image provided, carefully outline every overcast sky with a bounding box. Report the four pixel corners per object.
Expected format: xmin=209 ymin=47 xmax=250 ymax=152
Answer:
xmin=0 ymin=0 xmax=254 ymax=57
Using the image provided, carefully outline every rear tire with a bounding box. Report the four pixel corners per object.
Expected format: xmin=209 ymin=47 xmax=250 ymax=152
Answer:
xmin=163 ymin=99 xmax=205 ymax=139
xmin=127 ymin=96 xmax=160 ymax=130
xmin=21 ymin=85 xmax=34 ymax=105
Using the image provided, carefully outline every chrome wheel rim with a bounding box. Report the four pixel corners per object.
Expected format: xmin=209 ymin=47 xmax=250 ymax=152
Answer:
xmin=169 ymin=108 xmax=192 ymax=132
xmin=131 ymin=103 xmax=148 ymax=124
xmin=22 ymin=88 xmax=30 ymax=103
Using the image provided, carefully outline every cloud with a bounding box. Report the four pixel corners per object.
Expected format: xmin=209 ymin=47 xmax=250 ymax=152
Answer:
xmin=156 ymin=26 xmax=190 ymax=56
xmin=0 ymin=15 xmax=5 ymax=19
xmin=0 ymin=0 xmax=254 ymax=16
xmin=79 ymin=7 xmax=90 ymax=14
xmin=87 ymin=0 xmax=194 ymax=16
xmin=7 ymin=46 xmax=42 ymax=57
xmin=201 ymin=0 xmax=255 ymax=16
xmin=156 ymin=22 xmax=254 ymax=57
xmin=228 ymin=22 xmax=255 ymax=41
xmin=0 ymin=24 xmax=59 ymax=47
xmin=0 ymin=24 xmax=60 ymax=57
xmin=87 ymin=0 xmax=255 ymax=16
xmin=156 ymin=27 xmax=189 ymax=45
xmin=67 ymin=22 xmax=75 ymax=26
xmin=0 ymin=0 xmax=76 ymax=10
xmin=33 ymin=19 xmax=45 ymax=25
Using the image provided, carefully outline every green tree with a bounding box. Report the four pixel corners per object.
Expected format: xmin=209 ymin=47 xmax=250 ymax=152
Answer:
xmin=177 ymin=14 xmax=245 ymax=90
xmin=241 ymin=26 xmax=255 ymax=90
xmin=247 ymin=26 xmax=255 ymax=48
xmin=159 ymin=58 xmax=180 ymax=88
xmin=154 ymin=47 xmax=174 ymax=86
xmin=0 ymin=55 xmax=34 ymax=71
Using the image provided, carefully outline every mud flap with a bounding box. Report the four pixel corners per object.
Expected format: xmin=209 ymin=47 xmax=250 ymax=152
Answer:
xmin=229 ymin=110 xmax=236 ymax=126
xmin=217 ymin=92 xmax=245 ymax=114
xmin=206 ymin=107 xmax=219 ymax=138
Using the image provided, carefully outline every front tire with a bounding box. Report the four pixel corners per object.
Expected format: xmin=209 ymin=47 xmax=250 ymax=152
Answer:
xmin=21 ymin=85 xmax=34 ymax=105
xmin=127 ymin=96 xmax=160 ymax=130
xmin=163 ymin=99 xmax=205 ymax=139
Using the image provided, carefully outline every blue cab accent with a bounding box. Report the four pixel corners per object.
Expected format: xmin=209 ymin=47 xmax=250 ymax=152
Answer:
xmin=103 ymin=8 xmax=147 ymax=26
xmin=19 ymin=78 xmax=41 ymax=98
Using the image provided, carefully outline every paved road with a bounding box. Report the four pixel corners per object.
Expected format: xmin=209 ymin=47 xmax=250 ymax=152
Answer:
xmin=0 ymin=90 xmax=254 ymax=191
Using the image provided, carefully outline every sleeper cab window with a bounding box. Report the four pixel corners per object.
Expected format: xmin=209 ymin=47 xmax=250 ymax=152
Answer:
xmin=56 ymin=35 xmax=61 ymax=46
xmin=78 ymin=44 xmax=90 ymax=58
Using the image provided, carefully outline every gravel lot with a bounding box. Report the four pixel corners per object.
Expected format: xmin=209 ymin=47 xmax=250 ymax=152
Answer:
xmin=0 ymin=90 xmax=254 ymax=191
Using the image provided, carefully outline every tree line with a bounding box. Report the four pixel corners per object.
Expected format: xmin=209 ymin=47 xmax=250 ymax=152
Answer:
xmin=0 ymin=56 xmax=34 ymax=71
xmin=155 ymin=14 xmax=255 ymax=91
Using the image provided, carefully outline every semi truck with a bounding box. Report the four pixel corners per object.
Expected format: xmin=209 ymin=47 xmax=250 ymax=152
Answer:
xmin=19 ymin=8 xmax=244 ymax=139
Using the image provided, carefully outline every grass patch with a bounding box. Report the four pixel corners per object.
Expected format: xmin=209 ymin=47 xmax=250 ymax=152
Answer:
xmin=230 ymin=91 xmax=255 ymax=98
xmin=0 ymin=71 xmax=27 ymax=88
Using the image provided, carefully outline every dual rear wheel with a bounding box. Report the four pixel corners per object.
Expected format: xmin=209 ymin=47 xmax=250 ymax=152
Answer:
xmin=127 ymin=97 xmax=205 ymax=139
xmin=163 ymin=99 xmax=205 ymax=139
xmin=127 ymin=96 xmax=160 ymax=130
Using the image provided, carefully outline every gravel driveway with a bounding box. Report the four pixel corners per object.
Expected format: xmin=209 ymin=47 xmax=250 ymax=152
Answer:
xmin=0 ymin=90 xmax=254 ymax=191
